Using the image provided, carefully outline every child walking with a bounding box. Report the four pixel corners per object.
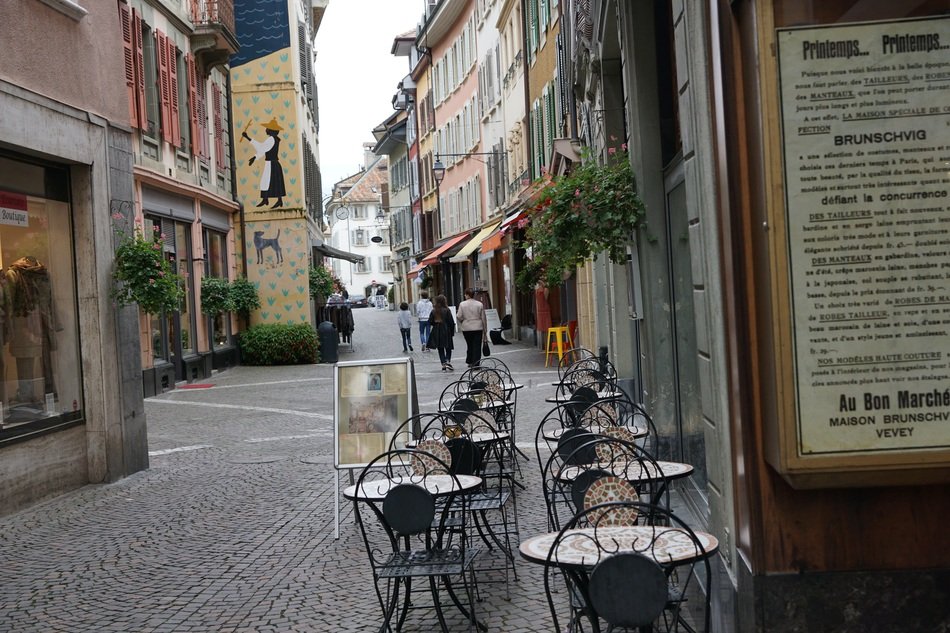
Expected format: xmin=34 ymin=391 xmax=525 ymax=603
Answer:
xmin=397 ymin=302 xmax=414 ymax=352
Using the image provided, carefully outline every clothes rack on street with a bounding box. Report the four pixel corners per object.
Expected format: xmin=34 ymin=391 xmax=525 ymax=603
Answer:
xmin=316 ymin=304 xmax=355 ymax=351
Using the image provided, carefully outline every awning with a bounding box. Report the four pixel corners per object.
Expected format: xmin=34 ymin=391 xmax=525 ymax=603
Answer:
xmin=312 ymin=239 xmax=364 ymax=263
xmin=479 ymin=210 xmax=525 ymax=255
xmin=407 ymin=258 xmax=429 ymax=278
xmin=420 ymin=232 xmax=471 ymax=266
xmin=499 ymin=210 xmax=525 ymax=231
xmin=449 ymin=222 xmax=500 ymax=263
xmin=480 ymin=229 xmax=506 ymax=255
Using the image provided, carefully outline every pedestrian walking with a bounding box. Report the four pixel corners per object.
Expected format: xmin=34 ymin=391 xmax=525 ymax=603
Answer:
xmin=397 ymin=302 xmax=413 ymax=352
xmin=415 ymin=291 xmax=433 ymax=351
xmin=457 ymin=288 xmax=488 ymax=367
xmin=427 ymin=294 xmax=455 ymax=371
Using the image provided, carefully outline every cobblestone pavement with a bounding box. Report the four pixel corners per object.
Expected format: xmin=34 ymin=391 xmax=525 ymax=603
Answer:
xmin=0 ymin=307 xmax=573 ymax=632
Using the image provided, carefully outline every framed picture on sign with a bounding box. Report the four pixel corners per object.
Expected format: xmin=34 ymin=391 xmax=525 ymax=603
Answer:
xmin=334 ymin=358 xmax=413 ymax=469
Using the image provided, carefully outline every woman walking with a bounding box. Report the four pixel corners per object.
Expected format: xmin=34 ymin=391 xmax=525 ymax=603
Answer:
xmin=427 ymin=294 xmax=456 ymax=371
xmin=457 ymin=288 xmax=488 ymax=368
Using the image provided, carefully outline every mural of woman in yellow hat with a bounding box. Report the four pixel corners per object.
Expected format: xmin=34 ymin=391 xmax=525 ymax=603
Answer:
xmin=242 ymin=118 xmax=286 ymax=208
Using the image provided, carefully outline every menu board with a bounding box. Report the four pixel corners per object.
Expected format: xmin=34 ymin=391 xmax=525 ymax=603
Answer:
xmin=777 ymin=16 xmax=950 ymax=456
xmin=334 ymin=359 xmax=412 ymax=468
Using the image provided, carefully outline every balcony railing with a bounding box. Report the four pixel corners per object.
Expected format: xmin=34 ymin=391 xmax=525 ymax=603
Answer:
xmin=191 ymin=0 xmax=238 ymax=65
xmin=192 ymin=0 xmax=234 ymax=33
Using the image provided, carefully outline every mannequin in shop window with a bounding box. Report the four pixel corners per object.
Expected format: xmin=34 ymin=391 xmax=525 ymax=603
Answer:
xmin=3 ymin=256 xmax=59 ymax=405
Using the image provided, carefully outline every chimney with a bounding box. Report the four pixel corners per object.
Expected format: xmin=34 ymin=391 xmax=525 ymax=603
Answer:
xmin=363 ymin=142 xmax=377 ymax=170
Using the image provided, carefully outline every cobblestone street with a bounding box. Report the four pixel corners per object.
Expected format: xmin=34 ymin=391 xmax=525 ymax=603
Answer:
xmin=0 ymin=307 xmax=570 ymax=632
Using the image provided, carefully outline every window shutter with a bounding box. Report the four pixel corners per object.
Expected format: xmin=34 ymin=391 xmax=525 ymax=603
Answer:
xmin=297 ymin=23 xmax=309 ymax=100
xmin=132 ymin=9 xmax=147 ymax=129
xmin=156 ymin=30 xmax=172 ymax=144
xmin=119 ymin=3 xmax=138 ymax=127
xmin=197 ymin=77 xmax=210 ymax=159
xmin=187 ymin=53 xmax=200 ymax=156
xmin=212 ymin=83 xmax=224 ymax=171
xmin=168 ymin=39 xmax=181 ymax=147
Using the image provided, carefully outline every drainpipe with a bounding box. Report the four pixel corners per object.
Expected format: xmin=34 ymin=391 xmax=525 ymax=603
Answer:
xmin=225 ymin=71 xmax=247 ymax=279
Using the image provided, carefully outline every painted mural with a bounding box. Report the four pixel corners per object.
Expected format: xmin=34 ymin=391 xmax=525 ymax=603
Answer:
xmin=230 ymin=0 xmax=309 ymax=325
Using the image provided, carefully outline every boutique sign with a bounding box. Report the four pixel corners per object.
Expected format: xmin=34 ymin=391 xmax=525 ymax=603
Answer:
xmin=0 ymin=191 xmax=29 ymax=227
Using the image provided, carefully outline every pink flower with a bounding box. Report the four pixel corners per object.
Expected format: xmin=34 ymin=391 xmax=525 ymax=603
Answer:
xmin=621 ymin=143 xmax=627 ymax=150
xmin=153 ymin=243 xmax=162 ymax=250
xmin=160 ymin=233 xmax=167 ymax=239
xmin=608 ymin=147 xmax=616 ymax=155
xmin=158 ymin=271 xmax=165 ymax=277
xmin=149 ymin=278 xmax=156 ymax=285
xmin=111 ymin=212 xmax=124 ymax=220
xmin=153 ymin=225 xmax=161 ymax=232
xmin=575 ymin=189 xmax=581 ymax=197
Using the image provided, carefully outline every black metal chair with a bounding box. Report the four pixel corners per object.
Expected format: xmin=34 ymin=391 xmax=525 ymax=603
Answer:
xmin=352 ymin=448 xmax=482 ymax=633
xmin=542 ymin=501 xmax=715 ymax=633
xmin=542 ymin=434 xmax=670 ymax=530
xmin=556 ymin=347 xmax=597 ymax=380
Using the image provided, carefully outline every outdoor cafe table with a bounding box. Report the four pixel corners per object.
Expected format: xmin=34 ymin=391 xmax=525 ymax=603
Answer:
xmin=542 ymin=424 xmax=649 ymax=442
xmin=519 ymin=524 xmax=719 ymax=568
xmin=545 ymin=390 xmax=624 ymax=403
xmin=556 ymin=460 xmax=693 ymax=507
xmin=342 ymin=474 xmax=482 ymax=501
xmin=520 ymin=525 xmax=719 ymax=633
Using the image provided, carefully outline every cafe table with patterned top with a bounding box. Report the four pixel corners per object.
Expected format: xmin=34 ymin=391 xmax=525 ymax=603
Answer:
xmin=519 ymin=525 xmax=719 ymax=568
xmin=342 ymin=474 xmax=482 ymax=502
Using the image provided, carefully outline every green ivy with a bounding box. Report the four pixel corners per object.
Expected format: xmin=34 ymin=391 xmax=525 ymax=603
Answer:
xmin=200 ymin=276 xmax=233 ymax=315
xmin=516 ymin=148 xmax=645 ymax=290
xmin=112 ymin=224 xmax=185 ymax=315
xmin=229 ymin=277 xmax=260 ymax=318
xmin=308 ymin=265 xmax=334 ymax=299
xmin=238 ymin=323 xmax=319 ymax=365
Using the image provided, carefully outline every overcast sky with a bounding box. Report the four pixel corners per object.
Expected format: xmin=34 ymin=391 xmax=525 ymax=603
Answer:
xmin=315 ymin=0 xmax=422 ymax=199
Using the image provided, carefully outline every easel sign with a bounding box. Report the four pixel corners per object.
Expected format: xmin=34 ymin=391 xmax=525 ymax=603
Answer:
xmin=333 ymin=357 xmax=415 ymax=538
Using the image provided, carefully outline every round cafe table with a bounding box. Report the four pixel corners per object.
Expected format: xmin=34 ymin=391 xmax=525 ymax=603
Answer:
xmin=519 ymin=524 xmax=719 ymax=568
xmin=342 ymin=474 xmax=482 ymax=501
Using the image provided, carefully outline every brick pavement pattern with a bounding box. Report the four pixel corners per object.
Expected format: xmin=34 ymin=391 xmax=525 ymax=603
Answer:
xmin=0 ymin=308 xmax=568 ymax=632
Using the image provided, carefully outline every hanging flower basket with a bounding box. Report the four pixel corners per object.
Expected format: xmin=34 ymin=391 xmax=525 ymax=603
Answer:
xmin=516 ymin=147 xmax=645 ymax=290
xmin=112 ymin=223 xmax=185 ymax=315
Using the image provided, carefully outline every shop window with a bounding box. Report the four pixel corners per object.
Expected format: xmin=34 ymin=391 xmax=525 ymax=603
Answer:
xmin=145 ymin=216 xmax=196 ymax=370
xmin=0 ymin=155 xmax=83 ymax=436
xmin=203 ymin=228 xmax=231 ymax=348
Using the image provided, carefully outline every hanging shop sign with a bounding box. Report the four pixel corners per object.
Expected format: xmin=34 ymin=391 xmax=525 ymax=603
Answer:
xmin=771 ymin=15 xmax=950 ymax=485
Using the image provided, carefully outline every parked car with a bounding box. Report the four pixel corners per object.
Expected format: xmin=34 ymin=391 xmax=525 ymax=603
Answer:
xmin=326 ymin=293 xmax=344 ymax=305
xmin=348 ymin=294 xmax=369 ymax=308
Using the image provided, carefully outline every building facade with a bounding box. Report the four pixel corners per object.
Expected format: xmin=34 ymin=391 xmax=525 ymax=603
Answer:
xmin=327 ymin=153 xmax=394 ymax=298
xmin=0 ymin=0 xmax=148 ymax=515
xmin=123 ymin=0 xmax=243 ymax=393
xmin=230 ymin=0 xmax=327 ymax=328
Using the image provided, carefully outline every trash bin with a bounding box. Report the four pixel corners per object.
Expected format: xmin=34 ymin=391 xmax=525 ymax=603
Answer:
xmin=318 ymin=321 xmax=338 ymax=363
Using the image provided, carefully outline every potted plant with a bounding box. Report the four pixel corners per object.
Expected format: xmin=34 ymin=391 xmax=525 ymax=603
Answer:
xmin=229 ymin=277 xmax=260 ymax=329
xmin=516 ymin=146 xmax=645 ymax=290
xmin=112 ymin=223 xmax=185 ymax=315
xmin=308 ymin=265 xmax=334 ymax=301
xmin=200 ymin=276 xmax=233 ymax=316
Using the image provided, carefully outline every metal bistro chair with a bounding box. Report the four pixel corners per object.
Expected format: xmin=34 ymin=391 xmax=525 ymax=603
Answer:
xmin=352 ymin=448 xmax=482 ymax=633
xmin=543 ymin=501 xmax=714 ymax=633
xmin=444 ymin=414 xmax=520 ymax=599
xmin=544 ymin=434 xmax=670 ymax=531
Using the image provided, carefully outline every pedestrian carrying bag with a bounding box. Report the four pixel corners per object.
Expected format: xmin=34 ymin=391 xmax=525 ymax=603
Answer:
xmin=482 ymin=340 xmax=491 ymax=356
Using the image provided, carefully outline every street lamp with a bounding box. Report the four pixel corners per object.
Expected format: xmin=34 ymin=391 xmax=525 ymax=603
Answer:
xmin=432 ymin=158 xmax=446 ymax=186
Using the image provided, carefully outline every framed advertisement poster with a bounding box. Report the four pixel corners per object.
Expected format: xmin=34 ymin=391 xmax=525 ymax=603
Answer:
xmin=333 ymin=358 xmax=413 ymax=469
xmin=767 ymin=15 xmax=950 ymax=485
